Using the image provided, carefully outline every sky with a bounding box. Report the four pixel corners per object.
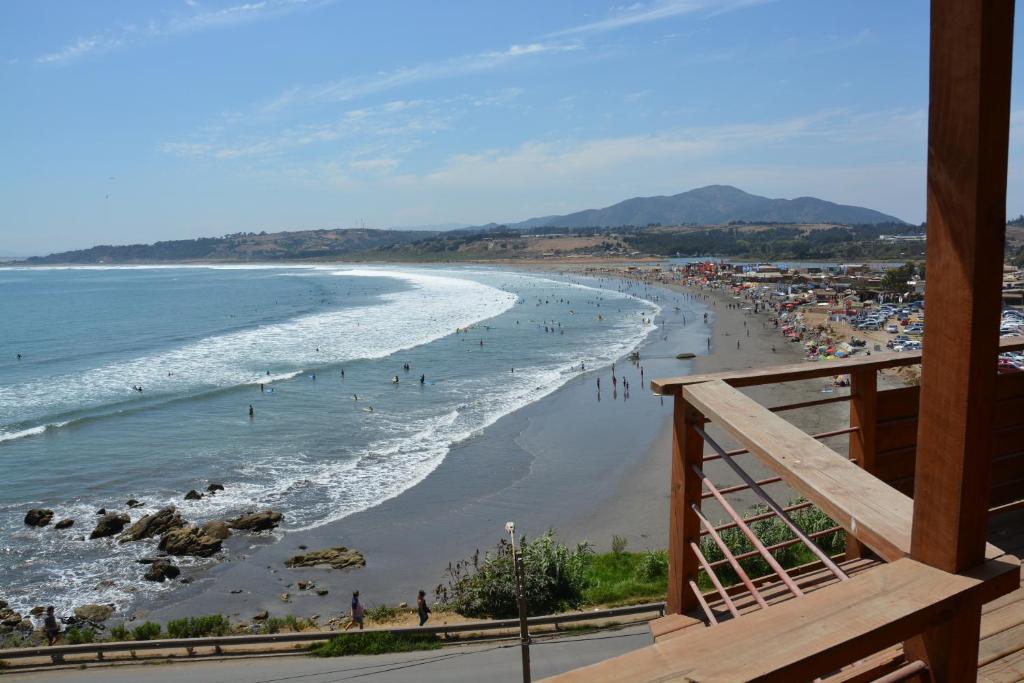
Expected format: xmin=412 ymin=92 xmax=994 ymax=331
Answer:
xmin=1 ymin=1 xmax=1022 ymax=255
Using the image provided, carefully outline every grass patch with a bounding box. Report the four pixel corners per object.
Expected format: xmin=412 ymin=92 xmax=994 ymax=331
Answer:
xmin=310 ymin=632 xmax=441 ymax=657
xmin=64 ymin=627 xmax=96 ymax=644
xmin=264 ymin=615 xmax=311 ymax=634
xmin=364 ymin=605 xmax=403 ymax=623
xmin=582 ymin=550 xmax=668 ymax=606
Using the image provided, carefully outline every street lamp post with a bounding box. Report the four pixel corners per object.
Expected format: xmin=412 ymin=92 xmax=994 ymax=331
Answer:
xmin=506 ymin=522 xmax=531 ymax=683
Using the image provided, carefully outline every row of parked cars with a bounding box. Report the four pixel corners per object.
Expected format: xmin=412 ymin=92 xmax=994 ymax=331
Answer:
xmin=999 ymin=310 xmax=1024 ymax=373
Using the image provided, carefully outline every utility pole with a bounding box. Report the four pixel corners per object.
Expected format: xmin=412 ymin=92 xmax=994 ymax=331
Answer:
xmin=506 ymin=522 xmax=531 ymax=683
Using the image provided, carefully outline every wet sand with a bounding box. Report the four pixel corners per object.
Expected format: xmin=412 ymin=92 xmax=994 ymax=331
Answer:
xmin=134 ymin=276 xmax=861 ymax=625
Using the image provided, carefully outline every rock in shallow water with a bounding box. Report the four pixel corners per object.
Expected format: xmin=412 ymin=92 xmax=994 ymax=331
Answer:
xmin=228 ymin=510 xmax=283 ymax=532
xmin=200 ymin=520 xmax=232 ymax=540
xmin=206 ymin=483 xmax=225 ymax=493
xmin=143 ymin=560 xmax=181 ymax=582
xmin=184 ymin=489 xmax=204 ymax=501
xmin=158 ymin=526 xmax=222 ymax=557
xmin=119 ymin=507 xmax=185 ymax=542
xmin=284 ymin=547 xmax=365 ymax=570
xmin=74 ymin=604 xmax=114 ymax=622
xmin=24 ymin=509 xmax=54 ymax=527
xmin=90 ymin=513 xmax=130 ymax=539
xmin=54 ymin=518 xmax=74 ymax=530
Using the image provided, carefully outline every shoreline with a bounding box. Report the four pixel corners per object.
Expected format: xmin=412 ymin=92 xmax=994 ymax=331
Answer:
xmin=13 ymin=265 xmax=882 ymax=630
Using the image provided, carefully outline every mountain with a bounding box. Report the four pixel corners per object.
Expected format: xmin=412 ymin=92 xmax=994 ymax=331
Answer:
xmin=21 ymin=228 xmax=435 ymax=264
xmin=509 ymin=185 xmax=903 ymax=229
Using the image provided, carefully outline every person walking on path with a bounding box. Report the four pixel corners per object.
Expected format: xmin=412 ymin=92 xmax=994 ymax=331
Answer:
xmin=345 ymin=591 xmax=365 ymax=630
xmin=417 ymin=590 xmax=430 ymax=626
xmin=43 ymin=606 xmax=60 ymax=645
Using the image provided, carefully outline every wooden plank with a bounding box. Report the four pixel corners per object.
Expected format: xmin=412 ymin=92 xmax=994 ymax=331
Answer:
xmin=876 ymin=418 xmax=919 ymax=453
xmin=666 ymin=398 xmax=703 ymax=614
xmin=650 ymin=336 xmax=1024 ymax=394
xmin=541 ymin=557 xmax=1020 ymax=683
xmin=684 ymin=380 xmax=914 ymax=561
xmin=979 ymin=648 xmax=1024 ymax=683
xmin=847 ymin=369 xmax=878 ymax=560
xmin=979 ymin=622 xmax=1024 ymax=668
xmin=980 ymin=599 xmax=1024 ymax=640
xmin=905 ymin=1 xmax=1016 ymax=677
xmin=875 ymin=447 xmax=917 ymax=484
xmin=876 ymin=385 xmax=920 ymax=421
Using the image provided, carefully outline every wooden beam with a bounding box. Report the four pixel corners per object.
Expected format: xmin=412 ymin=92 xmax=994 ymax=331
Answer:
xmin=541 ymin=556 xmax=1020 ymax=683
xmin=846 ymin=368 xmax=878 ymax=561
xmin=666 ymin=397 xmax=703 ymax=614
xmin=649 ymin=336 xmax=1024 ymax=395
xmin=911 ymin=0 xmax=1015 ymax=575
xmin=904 ymin=2 xmax=1015 ymax=678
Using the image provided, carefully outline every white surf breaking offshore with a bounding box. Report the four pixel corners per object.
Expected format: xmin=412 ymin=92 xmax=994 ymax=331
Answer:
xmin=0 ymin=268 xmax=517 ymax=433
xmin=0 ymin=267 xmax=661 ymax=616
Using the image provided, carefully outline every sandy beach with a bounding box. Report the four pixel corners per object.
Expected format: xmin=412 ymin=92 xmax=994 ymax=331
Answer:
xmin=126 ymin=269 xmax=873 ymax=626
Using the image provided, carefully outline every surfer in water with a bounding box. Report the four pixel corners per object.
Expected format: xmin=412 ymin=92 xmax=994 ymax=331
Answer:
xmin=353 ymin=394 xmax=358 ymax=401
xmin=248 ymin=404 xmax=254 ymax=417
xmin=420 ymin=374 xmax=425 ymax=384
xmin=341 ymin=368 xmax=345 ymax=378
xmin=392 ymin=375 xmax=399 ymax=384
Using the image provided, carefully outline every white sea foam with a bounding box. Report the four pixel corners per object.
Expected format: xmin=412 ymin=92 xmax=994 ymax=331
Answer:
xmin=0 ymin=268 xmax=662 ymax=616
xmin=0 ymin=269 xmax=517 ymax=428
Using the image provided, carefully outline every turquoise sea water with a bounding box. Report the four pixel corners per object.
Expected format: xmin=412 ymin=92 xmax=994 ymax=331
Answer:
xmin=0 ymin=265 xmax=683 ymax=614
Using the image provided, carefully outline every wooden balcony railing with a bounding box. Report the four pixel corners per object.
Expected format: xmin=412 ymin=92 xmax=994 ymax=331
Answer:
xmin=545 ymin=337 xmax=1024 ymax=682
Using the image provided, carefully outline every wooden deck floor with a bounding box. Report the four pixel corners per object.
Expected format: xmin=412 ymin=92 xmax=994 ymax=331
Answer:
xmin=979 ymin=508 xmax=1024 ymax=681
xmin=649 ymin=508 xmax=1024 ymax=681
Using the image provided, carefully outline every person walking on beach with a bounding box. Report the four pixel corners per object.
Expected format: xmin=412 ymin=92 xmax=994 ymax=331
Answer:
xmin=417 ymin=590 xmax=431 ymax=626
xmin=43 ymin=606 xmax=60 ymax=645
xmin=345 ymin=591 xmax=365 ymax=630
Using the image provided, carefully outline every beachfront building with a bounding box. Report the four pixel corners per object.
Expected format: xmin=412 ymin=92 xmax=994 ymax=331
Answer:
xmin=547 ymin=2 xmax=1023 ymax=681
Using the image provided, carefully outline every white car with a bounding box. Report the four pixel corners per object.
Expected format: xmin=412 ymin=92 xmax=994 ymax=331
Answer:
xmin=886 ymin=324 xmax=899 ymax=333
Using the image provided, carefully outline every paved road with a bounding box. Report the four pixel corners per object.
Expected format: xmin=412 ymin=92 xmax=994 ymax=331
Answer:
xmin=2 ymin=624 xmax=650 ymax=683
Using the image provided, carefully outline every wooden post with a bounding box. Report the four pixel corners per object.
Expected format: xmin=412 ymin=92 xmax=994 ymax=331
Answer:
xmin=846 ymin=369 xmax=877 ymax=560
xmin=666 ymin=394 xmax=705 ymax=614
xmin=905 ymin=0 xmax=1015 ymax=679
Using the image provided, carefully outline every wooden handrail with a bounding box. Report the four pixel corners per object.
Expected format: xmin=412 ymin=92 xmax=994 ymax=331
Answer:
xmin=651 ymin=335 xmax=1024 ymax=394
xmin=684 ymin=379 xmax=914 ymax=561
xmin=542 ymin=556 xmax=1020 ymax=683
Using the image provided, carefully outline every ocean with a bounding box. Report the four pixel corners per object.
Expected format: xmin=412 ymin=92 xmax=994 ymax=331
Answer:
xmin=0 ymin=264 xmax=671 ymax=615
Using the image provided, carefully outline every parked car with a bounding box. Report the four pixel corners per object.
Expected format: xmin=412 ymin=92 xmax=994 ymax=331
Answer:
xmin=886 ymin=324 xmax=899 ymax=333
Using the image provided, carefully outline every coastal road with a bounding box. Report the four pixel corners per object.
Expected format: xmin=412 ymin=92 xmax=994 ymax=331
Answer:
xmin=2 ymin=624 xmax=651 ymax=682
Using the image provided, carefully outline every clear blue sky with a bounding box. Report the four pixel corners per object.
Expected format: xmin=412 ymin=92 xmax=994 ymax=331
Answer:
xmin=1 ymin=1 xmax=1022 ymax=255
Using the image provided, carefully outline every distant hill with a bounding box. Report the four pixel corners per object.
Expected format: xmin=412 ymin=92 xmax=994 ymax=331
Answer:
xmin=21 ymin=228 xmax=434 ymax=265
xmin=508 ymin=185 xmax=903 ymax=229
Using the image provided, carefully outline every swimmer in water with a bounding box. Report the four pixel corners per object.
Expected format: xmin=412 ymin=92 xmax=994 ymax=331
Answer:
xmin=392 ymin=375 xmax=399 ymax=384
xmin=248 ymin=404 xmax=254 ymax=417
xmin=420 ymin=374 xmax=425 ymax=384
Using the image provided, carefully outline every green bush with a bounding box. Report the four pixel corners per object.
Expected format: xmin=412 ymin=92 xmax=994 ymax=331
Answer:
xmin=310 ymin=632 xmax=440 ymax=657
xmin=436 ymin=531 xmax=594 ymax=618
xmin=264 ymin=615 xmax=308 ymax=634
xmin=166 ymin=615 xmax=229 ymax=639
xmin=131 ymin=622 xmax=163 ymax=641
xmin=633 ymin=550 xmax=668 ymax=582
xmin=65 ymin=627 xmax=96 ymax=644
xmin=109 ymin=625 xmax=130 ymax=641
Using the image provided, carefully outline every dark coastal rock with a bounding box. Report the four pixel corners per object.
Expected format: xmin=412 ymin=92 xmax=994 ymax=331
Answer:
xmin=30 ymin=606 xmax=45 ymax=616
xmin=24 ymin=509 xmax=54 ymax=527
xmin=206 ymin=483 xmax=225 ymax=493
xmin=158 ymin=526 xmax=222 ymax=557
xmin=119 ymin=507 xmax=185 ymax=542
xmin=200 ymin=520 xmax=232 ymax=540
xmin=228 ymin=510 xmax=283 ymax=532
xmin=184 ymin=489 xmax=204 ymax=501
xmin=126 ymin=499 xmax=144 ymax=509
xmin=96 ymin=508 xmax=106 ymax=515
xmin=143 ymin=560 xmax=181 ymax=582
xmin=253 ymin=610 xmax=268 ymax=621
xmin=74 ymin=604 xmax=114 ymax=623
xmin=90 ymin=513 xmax=131 ymax=539
xmin=315 ymin=589 xmax=329 ymax=596
xmin=54 ymin=518 xmax=75 ymax=530
xmin=297 ymin=581 xmax=313 ymax=590
xmin=284 ymin=547 xmax=365 ymax=570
